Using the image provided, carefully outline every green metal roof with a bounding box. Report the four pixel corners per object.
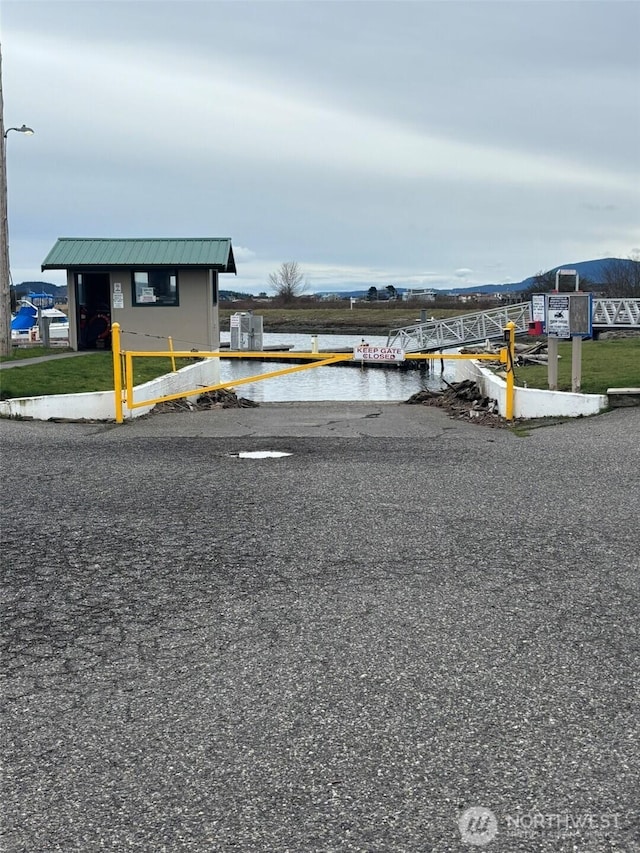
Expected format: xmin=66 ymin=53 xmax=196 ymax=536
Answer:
xmin=41 ymin=238 xmax=236 ymax=273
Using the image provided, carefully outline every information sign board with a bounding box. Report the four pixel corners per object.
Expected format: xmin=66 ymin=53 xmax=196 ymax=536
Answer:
xmin=546 ymin=294 xmax=571 ymax=338
xmin=531 ymin=294 xmax=546 ymax=324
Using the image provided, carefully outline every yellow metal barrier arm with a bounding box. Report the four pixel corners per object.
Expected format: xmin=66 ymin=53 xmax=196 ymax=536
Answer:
xmin=125 ymin=350 xmax=348 ymax=360
xmin=125 ymin=350 xmax=506 ymax=362
xmin=404 ymin=352 xmax=504 ymax=361
xmin=124 ymin=353 xmax=353 ymax=411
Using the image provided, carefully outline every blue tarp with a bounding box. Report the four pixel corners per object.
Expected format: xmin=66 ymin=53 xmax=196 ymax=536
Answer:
xmin=11 ymin=304 xmax=37 ymax=331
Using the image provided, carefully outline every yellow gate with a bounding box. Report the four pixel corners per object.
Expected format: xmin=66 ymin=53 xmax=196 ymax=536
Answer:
xmin=111 ymin=322 xmax=516 ymax=424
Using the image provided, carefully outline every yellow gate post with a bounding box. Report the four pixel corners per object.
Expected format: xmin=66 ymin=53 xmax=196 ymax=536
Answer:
xmin=505 ymin=321 xmax=516 ymax=421
xmin=111 ymin=322 xmax=124 ymax=424
xmin=168 ymin=336 xmax=177 ymax=373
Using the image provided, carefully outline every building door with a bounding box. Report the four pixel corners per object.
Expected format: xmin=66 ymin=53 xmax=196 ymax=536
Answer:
xmin=75 ymin=273 xmax=111 ymax=350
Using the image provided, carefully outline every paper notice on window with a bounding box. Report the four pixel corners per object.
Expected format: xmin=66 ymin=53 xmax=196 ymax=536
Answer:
xmin=138 ymin=287 xmax=156 ymax=303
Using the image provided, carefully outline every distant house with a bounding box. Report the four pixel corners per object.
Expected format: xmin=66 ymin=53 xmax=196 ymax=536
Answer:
xmin=41 ymin=237 xmax=236 ymax=352
xmin=403 ymin=288 xmax=437 ymax=302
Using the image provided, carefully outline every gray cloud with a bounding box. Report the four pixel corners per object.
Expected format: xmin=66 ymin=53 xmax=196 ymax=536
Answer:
xmin=2 ymin=0 xmax=639 ymax=292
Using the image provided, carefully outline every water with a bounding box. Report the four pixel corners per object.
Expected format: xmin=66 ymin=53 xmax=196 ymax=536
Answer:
xmin=218 ymin=332 xmax=456 ymax=402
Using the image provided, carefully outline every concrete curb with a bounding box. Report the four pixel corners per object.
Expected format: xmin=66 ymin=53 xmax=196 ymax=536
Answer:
xmin=0 ymin=359 xmax=221 ymax=421
xmin=455 ymin=359 xmax=608 ymax=419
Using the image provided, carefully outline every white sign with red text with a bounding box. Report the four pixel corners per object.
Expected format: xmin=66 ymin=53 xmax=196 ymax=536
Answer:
xmin=353 ymin=345 xmax=405 ymax=362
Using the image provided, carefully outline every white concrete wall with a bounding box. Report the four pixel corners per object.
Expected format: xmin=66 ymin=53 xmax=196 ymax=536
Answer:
xmin=455 ymin=359 xmax=608 ymax=419
xmin=0 ymin=359 xmax=220 ymax=422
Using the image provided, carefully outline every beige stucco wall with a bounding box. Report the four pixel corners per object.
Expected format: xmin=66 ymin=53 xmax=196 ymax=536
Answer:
xmin=66 ymin=269 xmax=220 ymax=353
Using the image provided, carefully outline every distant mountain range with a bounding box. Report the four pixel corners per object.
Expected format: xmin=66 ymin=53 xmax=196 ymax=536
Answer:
xmin=445 ymin=258 xmax=632 ymax=296
xmin=12 ymin=281 xmax=67 ymax=298
xmin=321 ymin=258 xmax=635 ymax=298
xmin=11 ymin=282 xmax=254 ymax=302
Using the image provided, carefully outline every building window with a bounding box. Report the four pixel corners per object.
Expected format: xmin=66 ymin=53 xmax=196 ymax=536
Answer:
xmin=132 ymin=271 xmax=179 ymax=307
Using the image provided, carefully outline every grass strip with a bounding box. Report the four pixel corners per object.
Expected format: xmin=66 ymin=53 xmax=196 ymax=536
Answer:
xmin=0 ymin=346 xmax=72 ymax=362
xmin=218 ymin=306 xmax=467 ymax=331
xmin=515 ymin=338 xmax=640 ymax=394
xmin=0 ymin=353 xmax=181 ymax=399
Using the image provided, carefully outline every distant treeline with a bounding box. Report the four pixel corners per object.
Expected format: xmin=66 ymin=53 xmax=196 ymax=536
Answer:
xmin=12 ymin=281 xmax=67 ymax=297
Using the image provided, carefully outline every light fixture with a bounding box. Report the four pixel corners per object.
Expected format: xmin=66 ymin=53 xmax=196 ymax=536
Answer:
xmin=1 ymin=122 xmax=35 ymax=356
xmin=4 ymin=124 xmax=35 ymax=138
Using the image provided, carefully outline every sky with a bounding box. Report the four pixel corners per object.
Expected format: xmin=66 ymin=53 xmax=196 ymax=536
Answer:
xmin=2 ymin=0 xmax=639 ymax=294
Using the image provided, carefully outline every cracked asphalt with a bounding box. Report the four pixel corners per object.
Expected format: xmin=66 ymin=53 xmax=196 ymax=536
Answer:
xmin=1 ymin=403 xmax=639 ymax=852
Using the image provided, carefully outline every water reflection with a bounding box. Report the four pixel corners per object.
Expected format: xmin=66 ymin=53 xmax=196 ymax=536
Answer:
xmin=218 ymin=333 xmax=455 ymax=402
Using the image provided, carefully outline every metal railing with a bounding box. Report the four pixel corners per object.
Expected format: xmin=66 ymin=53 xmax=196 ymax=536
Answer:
xmin=387 ymin=297 xmax=640 ymax=353
xmin=592 ymin=298 xmax=640 ymax=327
xmin=387 ymin=303 xmax=531 ymax=352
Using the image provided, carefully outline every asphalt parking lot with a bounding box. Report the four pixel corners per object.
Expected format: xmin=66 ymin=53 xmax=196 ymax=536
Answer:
xmin=1 ymin=403 xmax=639 ymax=852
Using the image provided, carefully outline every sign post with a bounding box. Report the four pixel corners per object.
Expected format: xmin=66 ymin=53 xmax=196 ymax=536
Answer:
xmin=545 ymin=283 xmax=592 ymax=392
xmin=572 ymin=334 xmax=582 ymax=392
xmin=547 ymin=336 xmax=559 ymax=391
xmin=546 ymin=293 xmax=570 ymax=391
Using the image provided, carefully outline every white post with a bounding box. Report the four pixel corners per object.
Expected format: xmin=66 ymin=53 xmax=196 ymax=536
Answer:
xmin=0 ymin=58 xmax=10 ymax=357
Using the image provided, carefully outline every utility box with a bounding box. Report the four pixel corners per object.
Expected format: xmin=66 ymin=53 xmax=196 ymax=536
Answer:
xmin=229 ymin=312 xmax=263 ymax=351
xmin=528 ymin=320 xmax=544 ymax=336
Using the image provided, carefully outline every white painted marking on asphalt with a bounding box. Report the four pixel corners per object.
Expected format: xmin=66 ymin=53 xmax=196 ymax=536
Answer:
xmin=235 ymin=451 xmax=292 ymax=459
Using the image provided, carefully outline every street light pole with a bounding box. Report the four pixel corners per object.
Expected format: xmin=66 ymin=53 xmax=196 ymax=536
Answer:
xmin=0 ymin=51 xmax=9 ymax=358
xmin=0 ymin=47 xmax=35 ymax=356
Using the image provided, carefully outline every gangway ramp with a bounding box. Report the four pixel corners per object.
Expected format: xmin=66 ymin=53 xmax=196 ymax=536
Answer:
xmin=386 ymin=297 xmax=640 ymax=352
xmin=592 ymin=298 xmax=640 ymax=329
xmin=386 ymin=303 xmax=532 ymax=353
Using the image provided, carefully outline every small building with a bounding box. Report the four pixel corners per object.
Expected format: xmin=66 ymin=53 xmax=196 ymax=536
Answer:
xmin=41 ymin=237 xmax=237 ymax=352
xmin=402 ymin=288 xmax=437 ymax=302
